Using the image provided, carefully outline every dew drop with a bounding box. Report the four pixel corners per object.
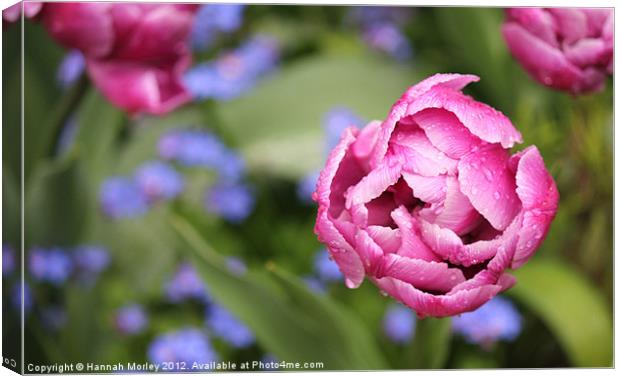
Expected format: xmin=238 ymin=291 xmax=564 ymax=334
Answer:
xmin=493 ymin=191 xmax=501 ymax=200
xmin=379 ymin=290 xmax=388 ymax=297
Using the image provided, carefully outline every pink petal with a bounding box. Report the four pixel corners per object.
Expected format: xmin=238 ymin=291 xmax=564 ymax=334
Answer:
xmin=315 ymin=208 xmax=365 ymax=288
xmin=391 ymin=206 xmax=442 ymax=262
xmin=548 ymin=8 xmax=589 ymax=44
xmin=86 ymin=57 xmax=192 ymax=116
xmin=366 ymin=226 xmax=401 ymax=254
xmin=402 ymin=172 xmax=447 ymax=203
xmin=511 ymin=146 xmax=559 ymax=268
xmin=564 ymin=38 xmax=610 ymax=68
xmin=352 ymin=120 xmax=382 ymax=167
xmin=345 ymin=158 xmax=402 ymax=208
xmin=42 ymin=3 xmax=115 ymax=58
xmin=371 ymin=73 xmax=481 ymax=166
xmin=380 ymin=254 xmax=466 ymax=293
xmin=458 ymin=144 xmax=521 ymax=231
xmin=419 ymin=176 xmax=481 ymax=235
xmin=411 ymin=108 xmax=483 ymax=158
xmin=355 ymin=230 xmax=387 ymax=275
xmin=502 ymin=22 xmax=585 ymax=93
xmin=374 ymin=276 xmax=502 ymax=318
xmin=505 ymin=8 xmax=559 ymax=47
xmin=389 ymin=129 xmax=458 ymax=176
xmin=405 ymin=86 xmax=521 ymax=149
xmin=448 ymin=270 xmax=516 ymax=295
xmin=418 ymin=220 xmax=464 ymax=263
xmin=314 ymin=127 xmax=365 ymax=215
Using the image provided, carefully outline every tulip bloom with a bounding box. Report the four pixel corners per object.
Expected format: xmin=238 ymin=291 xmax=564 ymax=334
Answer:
xmin=502 ymin=8 xmax=613 ymax=95
xmin=38 ymin=3 xmax=198 ymax=115
xmin=314 ymin=74 xmax=559 ymax=318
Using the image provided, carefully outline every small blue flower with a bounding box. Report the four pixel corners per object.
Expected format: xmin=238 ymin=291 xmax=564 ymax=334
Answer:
xmin=216 ymin=151 xmax=246 ymax=182
xmin=41 ymin=306 xmax=67 ymax=331
xmin=185 ymin=35 xmax=279 ymax=101
xmin=56 ymin=49 xmax=85 ymax=88
xmin=225 ymin=256 xmax=247 ymax=276
xmin=73 ymin=245 xmax=110 ymax=275
xmin=303 ymin=276 xmax=326 ymax=294
xmin=351 ymin=6 xmax=414 ymax=28
xmin=323 ymin=107 xmax=364 ymax=153
xmin=165 ymin=263 xmax=209 ymax=303
xmin=115 ymin=303 xmax=148 ymax=335
xmin=313 ymin=249 xmax=342 ymax=282
xmin=191 ymin=4 xmax=246 ymax=51
xmin=12 ymin=283 xmax=33 ymax=314
xmin=204 ymin=182 xmax=254 ymax=223
xmin=3 ymin=244 xmax=15 ymax=277
xmin=158 ymin=129 xmax=228 ymax=168
xmin=148 ymin=327 xmax=218 ymax=367
xmin=28 ymin=248 xmax=73 ymax=286
xmin=134 ymin=161 xmax=184 ymax=202
xmin=363 ymin=22 xmax=413 ymax=61
xmin=383 ymin=304 xmax=416 ymax=344
xmin=99 ymin=177 xmax=150 ymax=219
xmin=452 ymin=296 xmax=522 ymax=346
xmin=260 ymin=354 xmax=279 ymax=370
xmin=296 ymin=170 xmax=320 ymax=203
xmin=206 ymin=304 xmax=255 ymax=348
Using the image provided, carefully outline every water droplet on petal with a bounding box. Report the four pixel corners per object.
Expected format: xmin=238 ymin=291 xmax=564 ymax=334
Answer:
xmin=493 ymin=191 xmax=501 ymax=200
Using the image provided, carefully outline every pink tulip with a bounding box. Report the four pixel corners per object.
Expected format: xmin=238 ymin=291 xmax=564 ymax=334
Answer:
xmin=502 ymin=8 xmax=613 ymax=95
xmin=38 ymin=3 xmax=198 ymax=115
xmin=314 ymin=74 xmax=559 ymax=318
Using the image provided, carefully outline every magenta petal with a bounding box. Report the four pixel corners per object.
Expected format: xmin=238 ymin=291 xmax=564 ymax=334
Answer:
xmin=512 ymin=147 xmax=559 ymax=268
xmin=87 ymin=58 xmax=191 ymax=116
xmin=502 ymin=22 xmax=585 ymax=93
xmin=42 ymin=3 xmax=115 ymax=58
xmin=352 ymin=120 xmax=382 ymax=166
xmin=458 ymin=145 xmax=521 ymax=231
xmin=391 ymin=207 xmax=442 ymax=262
xmin=506 ymin=8 xmax=559 ymax=47
xmin=381 ymin=254 xmax=466 ymax=293
xmin=355 ymin=230 xmax=387 ymax=275
xmin=411 ymin=108 xmax=483 ymax=158
xmin=548 ymin=8 xmax=589 ymax=44
xmin=419 ymin=220 xmax=464 ymax=263
xmin=374 ymin=277 xmax=502 ymax=318
xmin=400 ymin=73 xmax=480 ymax=102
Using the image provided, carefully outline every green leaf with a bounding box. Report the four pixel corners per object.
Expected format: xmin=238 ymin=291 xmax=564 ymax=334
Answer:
xmin=170 ymin=214 xmax=387 ymax=370
xmin=25 ymin=158 xmax=90 ymax=246
xmin=405 ymin=317 xmax=452 ymax=369
xmin=217 ymin=53 xmax=419 ymax=179
xmin=508 ymin=259 xmax=612 ymax=367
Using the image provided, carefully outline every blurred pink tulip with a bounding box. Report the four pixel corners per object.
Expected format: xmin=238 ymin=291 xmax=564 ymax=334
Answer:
xmin=502 ymin=7 xmax=613 ymax=95
xmin=38 ymin=2 xmax=198 ymax=115
xmin=2 ymin=1 xmax=43 ymax=22
xmin=314 ymin=74 xmax=559 ymax=318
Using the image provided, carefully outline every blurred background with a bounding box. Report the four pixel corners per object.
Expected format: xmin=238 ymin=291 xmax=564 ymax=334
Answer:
xmin=2 ymin=4 xmax=613 ymax=370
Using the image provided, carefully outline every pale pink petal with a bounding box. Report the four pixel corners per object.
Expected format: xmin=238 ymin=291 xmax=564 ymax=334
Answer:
xmin=355 ymin=230 xmax=387 ymax=275
xmin=402 ymin=172 xmax=447 ymax=203
xmin=458 ymin=144 xmax=521 ymax=231
xmin=419 ymin=176 xmax=481 ymax=235
xmin=389 ymin=129 xmax=458 ymax=176
xmin=352 ymin=120 xmax=382 ymax=167
xmin=366 ymin=226 xmax=401 ymax=254
xmin=391 ymin=206 xmax=442 ymax=262
xmin=345 ymin=159 xmax=402 ymax=208
xmin=410 ymin=108 xmax=483 ymax=158
xmin=380 ymin=254 xmax=466 ymax=293
xmin=418 ymin=220 xmax=464 ymax=263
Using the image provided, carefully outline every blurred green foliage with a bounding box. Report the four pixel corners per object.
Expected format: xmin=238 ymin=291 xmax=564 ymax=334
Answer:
xmin=2 ymin=5 xmax=612 ymax=370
